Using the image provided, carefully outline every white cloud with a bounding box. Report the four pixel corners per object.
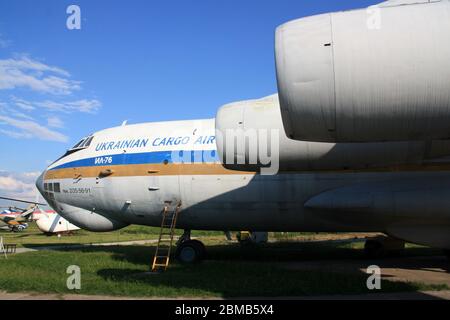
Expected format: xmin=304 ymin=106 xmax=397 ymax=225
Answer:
xmin=0 ymin=100 xmax=34 ymax=120
xmin=0 ymin=96 xmax=100 ymax=142
xmin=36 ymin=99 xmax=101 ymax=114
xmin=0 ymin=54 xmax=101 ymax=143
xmin=0 ymin=56 xmax=81 ymax=95
xmin=7 ymin=97 xmax=101 ymax=114
xmin=67 ymin=99 xmax=102 ymax=113
xmin=11 ymin=96 xmax=35 ymax=111
xmin=47 ymin=116 xmax=64 ymax=128
xmin=0 ymin=171 xmax=41 ymax=203
xmin=10 ymin=111 xmax=34 ymax=120
xmin=0 ymin=129 xmax=32 ymax=139
xmin=0 ymin=176 xmax=29 ymax=192
xmin=0 ymin=115 xmax=68 ymax=142
xmin=1 ymin=56 xmax=70 ymax=77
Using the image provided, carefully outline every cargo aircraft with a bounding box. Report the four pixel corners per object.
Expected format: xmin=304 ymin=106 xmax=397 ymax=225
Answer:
xmin=36 ymin=0 xmax=450 ymax=262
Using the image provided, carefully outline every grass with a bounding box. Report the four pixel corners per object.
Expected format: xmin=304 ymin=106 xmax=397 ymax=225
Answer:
xmin=0 ymin=223 xmax=223 ymax=248
xmin=0 ymin=240 xmax=447 ymax=298
xmin=0 ymin=223 xmax=353 ymax=249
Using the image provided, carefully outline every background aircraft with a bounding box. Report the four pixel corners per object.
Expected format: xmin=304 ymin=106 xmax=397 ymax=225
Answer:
xmin=33 ymin=208 xmax=80 ymax=235
xmin=0 ymin=197 xmax=79 ymax=235
xmin=0 ymin=197 xmax=44 ymax=232
xmin=0 ymin=202 xmax=37 ymax=232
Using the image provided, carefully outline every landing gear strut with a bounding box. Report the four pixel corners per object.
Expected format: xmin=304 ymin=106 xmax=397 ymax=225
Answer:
xmin=175 ymin=229 xmax=206 ymax=264
xmin=364 ymin=236 xmax=405 ymax=258
xmin=443 ymin=250 xmax=450 ymax=260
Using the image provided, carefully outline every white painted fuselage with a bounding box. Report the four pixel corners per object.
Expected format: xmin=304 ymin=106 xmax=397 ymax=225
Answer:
xmin=33 ymin=210 xmax=80 ymax=234
xmin=36 ymin=118 xmax=450 ymax=249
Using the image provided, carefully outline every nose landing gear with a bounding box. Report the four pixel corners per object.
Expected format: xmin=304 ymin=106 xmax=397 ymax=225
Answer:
xmin=364 ymin=236 xmax=405 ymax=258
xmin=175 ymin=230 xmax=206 ymax=264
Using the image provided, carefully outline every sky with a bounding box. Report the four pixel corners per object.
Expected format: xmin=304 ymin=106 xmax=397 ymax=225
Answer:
xmin=0 ymin=0 xmax=380 ymax=203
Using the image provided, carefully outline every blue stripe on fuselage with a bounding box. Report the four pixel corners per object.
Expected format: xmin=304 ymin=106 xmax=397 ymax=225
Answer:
xmin=50 ymin=150 xmax=219 ymax=170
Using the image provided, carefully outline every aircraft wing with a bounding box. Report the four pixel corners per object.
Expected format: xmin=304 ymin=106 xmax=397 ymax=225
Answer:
xmin=304 ymin=178 xmax=450 ymax=218
xmin=304 ymin=177 xmax=450 ymax=248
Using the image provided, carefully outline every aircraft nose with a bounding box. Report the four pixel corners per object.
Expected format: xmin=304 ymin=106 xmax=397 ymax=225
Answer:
xmin=36 ymin=171 xmax=45 ymax=196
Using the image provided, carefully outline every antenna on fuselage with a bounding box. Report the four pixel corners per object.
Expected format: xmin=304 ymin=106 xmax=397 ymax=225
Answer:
xmin=121 ymin=120 xmax=128 ymax=126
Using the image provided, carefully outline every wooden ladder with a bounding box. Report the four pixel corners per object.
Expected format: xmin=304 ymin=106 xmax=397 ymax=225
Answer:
xmin=151 ymin=201 xmax=181 ymax=272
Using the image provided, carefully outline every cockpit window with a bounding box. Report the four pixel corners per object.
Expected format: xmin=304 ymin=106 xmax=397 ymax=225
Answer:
xmin=52 ymin=135 xmax=95 ymax=163
xmin=81 ymin=136 xmax=94 ymax=148
xmin=70 ymin=135 xmax=94 ymax=151
xmin=71 ymin=138 xmax=86 ymax=150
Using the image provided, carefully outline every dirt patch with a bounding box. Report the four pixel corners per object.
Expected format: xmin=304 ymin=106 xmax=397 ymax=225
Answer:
xmin=282 ymin=255 xmax=450 ymax=286
xmin=0 ymin=291 xmax=220 ymax=300
xmin=271 ymin=232 xmax=383 ymax=243
xmin=1 ymin=290 xmax=450 ymax=300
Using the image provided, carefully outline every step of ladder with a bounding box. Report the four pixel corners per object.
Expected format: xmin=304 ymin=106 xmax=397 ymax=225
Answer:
xmin=151 ymin=202 xmax=181 ymax=272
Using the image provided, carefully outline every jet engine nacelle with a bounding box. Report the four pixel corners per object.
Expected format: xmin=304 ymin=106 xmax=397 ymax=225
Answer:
xmin=215 ymin=94 xmax=450 ymax=173
xmin=275 ymin=0 xmax=450 ymax=142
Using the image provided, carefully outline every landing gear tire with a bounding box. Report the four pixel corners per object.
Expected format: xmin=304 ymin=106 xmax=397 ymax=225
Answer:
xmin=175 ymin=240 xmax=206 ymax=264
xmin=364 ymin=237 xmax=405 ymax=259
xmin=364 ymin=240 xmax=384 ymax=259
